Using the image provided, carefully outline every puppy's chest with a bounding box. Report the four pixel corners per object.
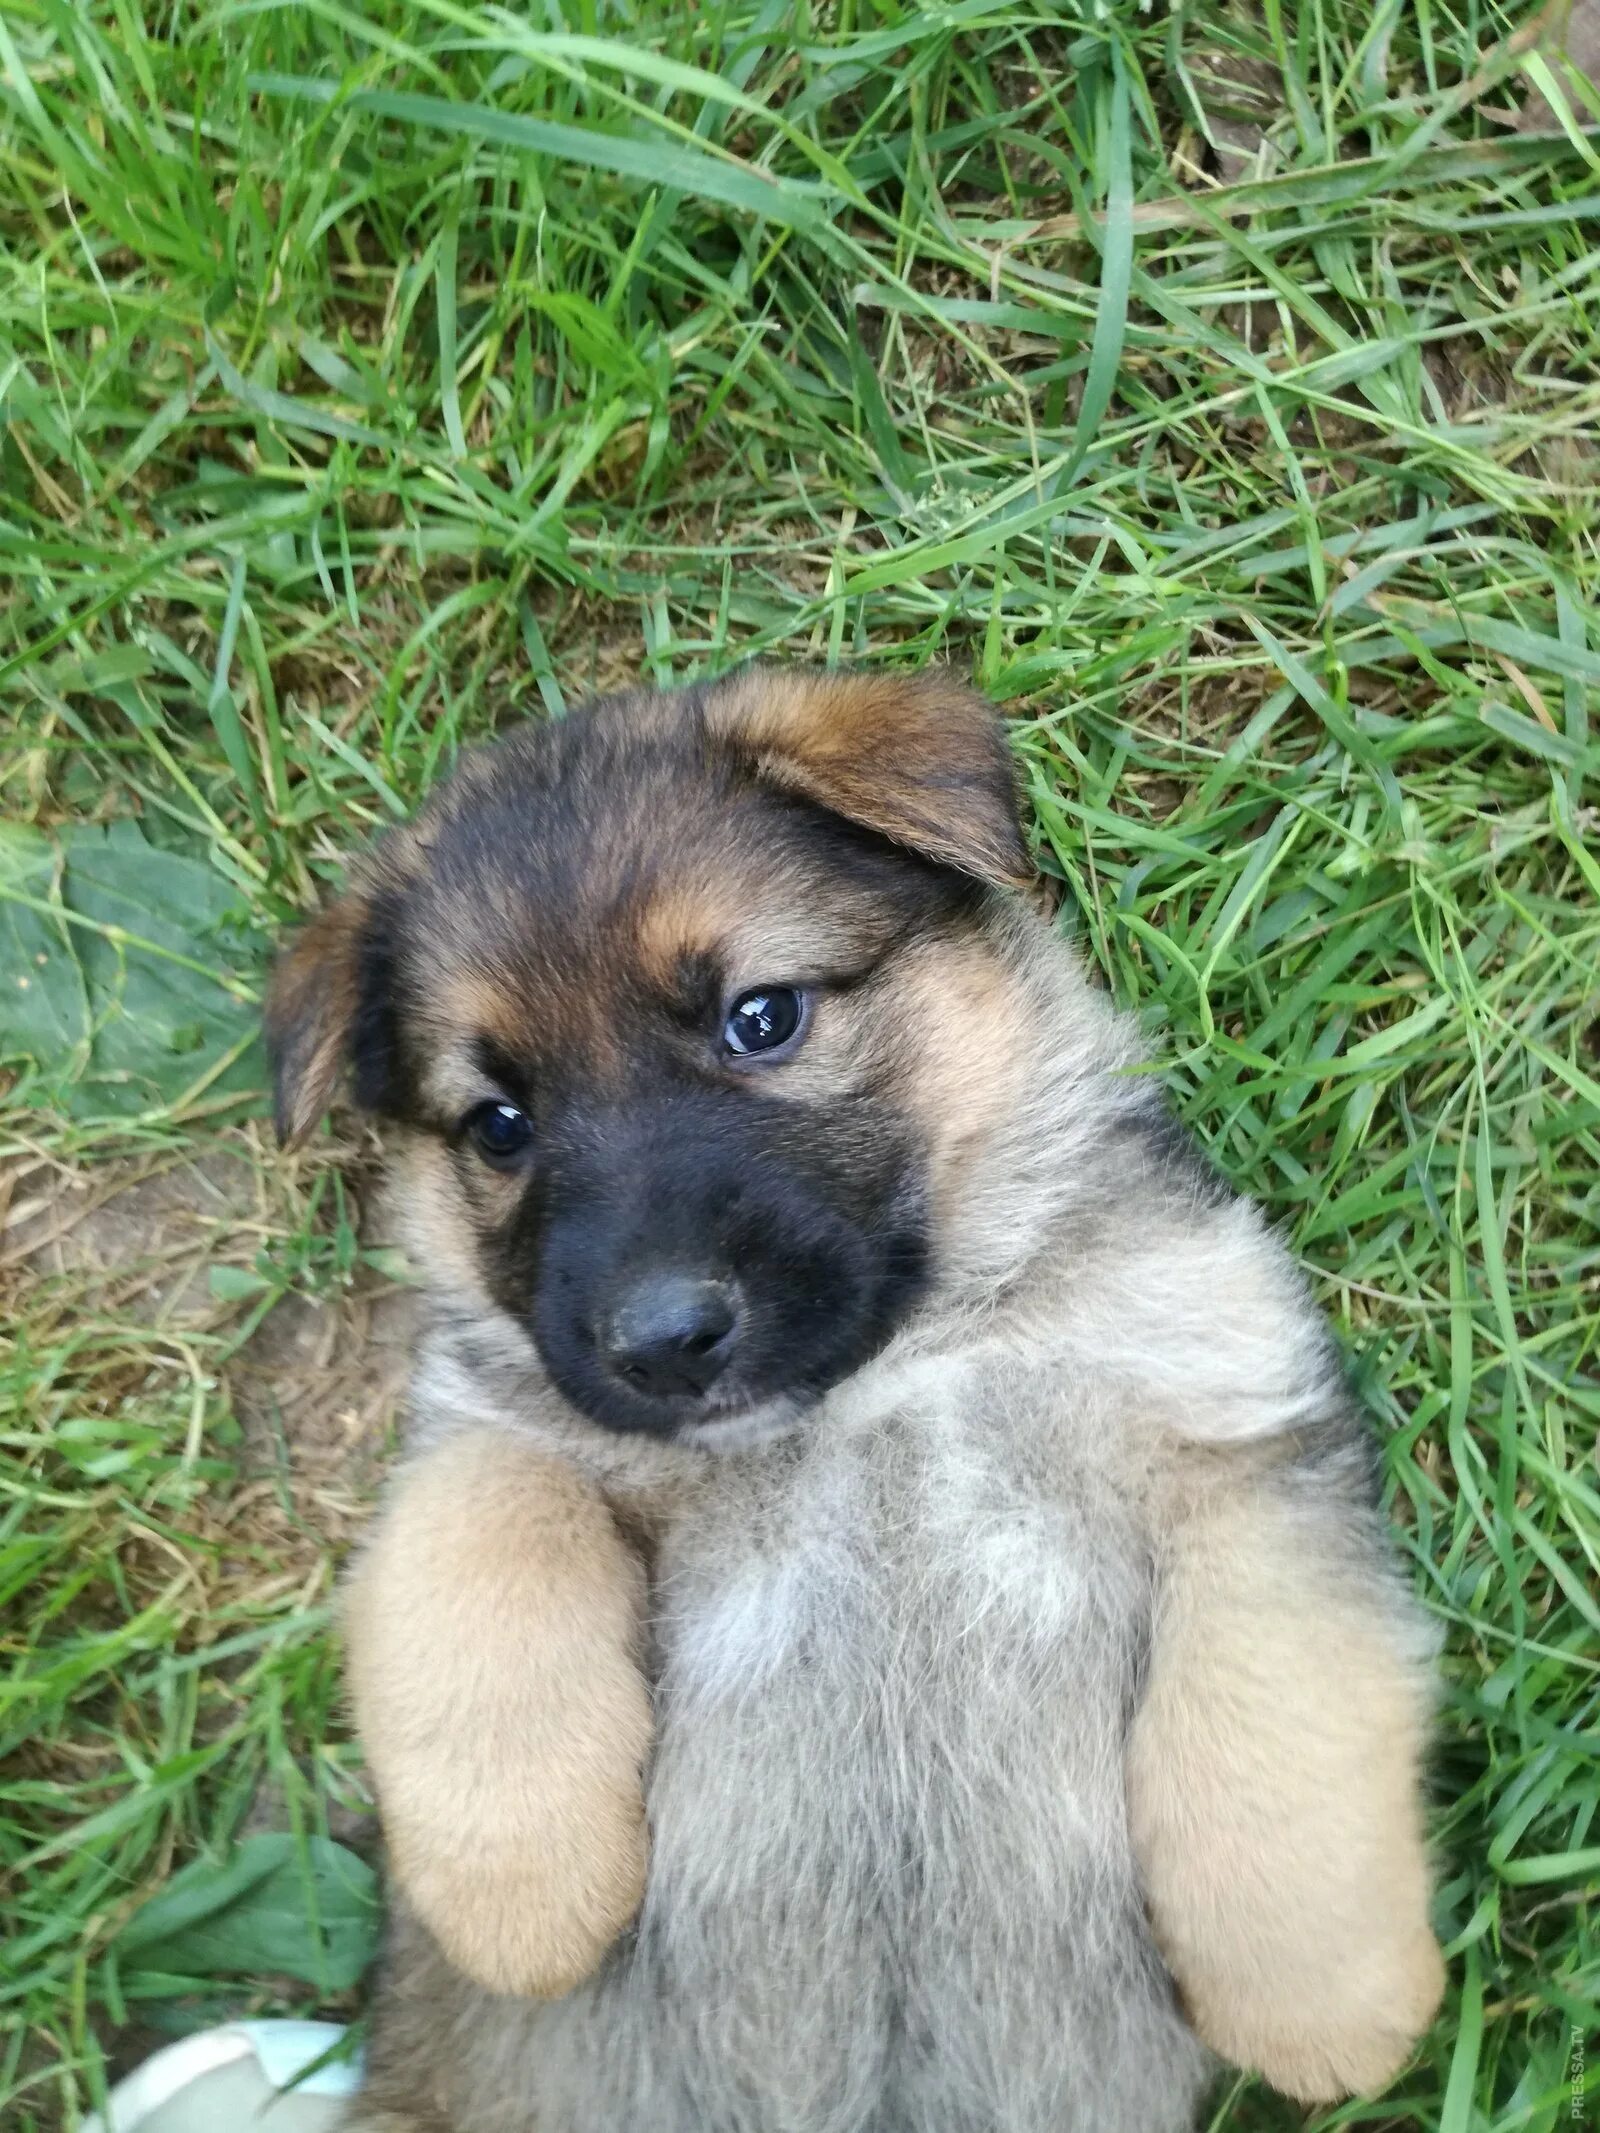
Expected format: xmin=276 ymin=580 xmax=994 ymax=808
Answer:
xmin=649 ymin=1392 xmax=1146 ymax=1748
xmin=634 ymin=1392 xmax=1151 ymax=1997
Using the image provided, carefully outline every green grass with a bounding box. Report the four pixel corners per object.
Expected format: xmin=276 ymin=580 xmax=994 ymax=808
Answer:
xmin=2 ymin=1 xmax=1599 ymax=2125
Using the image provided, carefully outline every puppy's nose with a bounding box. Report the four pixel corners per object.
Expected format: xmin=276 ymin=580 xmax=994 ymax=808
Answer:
xmin=600 ymin=1275 xmax=740 ymax=1399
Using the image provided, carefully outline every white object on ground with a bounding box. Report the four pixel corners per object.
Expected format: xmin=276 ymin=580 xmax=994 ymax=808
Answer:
xmin=80 ymin=2020 xmax=361 ymax=2133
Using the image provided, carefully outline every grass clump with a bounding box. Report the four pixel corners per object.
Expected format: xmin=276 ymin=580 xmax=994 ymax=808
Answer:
xmin=2 ymin=2 xmax=1597 ymax=2127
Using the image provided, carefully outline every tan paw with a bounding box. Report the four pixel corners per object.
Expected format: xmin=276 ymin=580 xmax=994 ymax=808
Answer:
xmin=394 ymin=1773 xmax=650 ymax=2000
xmin=1185 ymin=1925 xmax=1445 ymax=2105
xmin=343 ymin=1430 xmax=656 ymax=2003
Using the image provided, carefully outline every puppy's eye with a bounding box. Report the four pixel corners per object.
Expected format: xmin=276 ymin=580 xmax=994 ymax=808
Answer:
xmin=464 ymin=1100 xmax=533 ymax=1166
xmin=722 ymin=987 xmax=807 ymax=1059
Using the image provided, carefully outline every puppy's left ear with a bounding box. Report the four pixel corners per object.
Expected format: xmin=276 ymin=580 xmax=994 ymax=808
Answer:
xmin=264 ymin=885 xmax=387 ymax=1150
xmin=704 ymin=666 xmax=1030 ymax=889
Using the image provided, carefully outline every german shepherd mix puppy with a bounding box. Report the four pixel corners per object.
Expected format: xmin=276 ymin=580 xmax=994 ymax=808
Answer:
xmin=267 ymin=668 xmax=1443 ymax=2133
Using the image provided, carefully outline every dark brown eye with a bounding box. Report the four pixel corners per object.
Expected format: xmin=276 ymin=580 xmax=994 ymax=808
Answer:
xmin=465 ymin=1100 xmax=533 ymax=1165
xmin=722 ymin=988 xmax=806 ymax=1059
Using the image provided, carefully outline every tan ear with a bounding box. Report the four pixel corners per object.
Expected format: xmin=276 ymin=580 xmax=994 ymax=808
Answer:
xmin=704 ymin=666 xmax=1030 ymax=889
xmin=263 ymin=887 xmax=376 ymax=1149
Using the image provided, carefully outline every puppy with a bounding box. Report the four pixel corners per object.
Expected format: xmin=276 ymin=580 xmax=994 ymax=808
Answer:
xmin=267 ymin=668 xmax=1444 ymax=2133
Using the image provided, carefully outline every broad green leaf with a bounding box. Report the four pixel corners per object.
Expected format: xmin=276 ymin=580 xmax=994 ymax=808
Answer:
xmin=117 ymin=1834 xmax=379 ymax=1992
xmin=0 ymin=821 xmax=262 ymax=1119
xmin=0 ymin=823 xmax=90 ymax=1080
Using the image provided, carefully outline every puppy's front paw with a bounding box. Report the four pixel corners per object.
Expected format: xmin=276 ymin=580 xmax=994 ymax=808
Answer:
xmin=1183 ymin=1921 xmax=1444 ymax=2105
xmin=395 ymin=1767 xmax=650 ymax=1999
xmin=344 ymin=1432 xmax=655 ymax=2003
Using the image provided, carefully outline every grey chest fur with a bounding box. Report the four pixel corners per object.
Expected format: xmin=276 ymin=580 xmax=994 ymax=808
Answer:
xmin=455 ymin=1384 xmax=1212 ymax=2133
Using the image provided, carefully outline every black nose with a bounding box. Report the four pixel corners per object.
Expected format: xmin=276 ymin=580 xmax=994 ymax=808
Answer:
xmin=599 ymin=1275 xmax=741 ymax=1399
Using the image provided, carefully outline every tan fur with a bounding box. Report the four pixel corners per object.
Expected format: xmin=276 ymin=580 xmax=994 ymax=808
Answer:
xmin=884 ymin=936 xmax=1033 ymax=1228
xmin=1128 ymin=1477 xmax=1443 ymax=2103
xmin=343 ymin=1429 xmax=652 ymax=1999
xmin=632 ymin=874 xmax=754 ymax=986
xmin=634 ymin=849 xmax=939 ymax=1010
xmin=265 ymin=892 xmax=374 ymax=1149
xmin=707 ymin=668 xmax=1030 ymax=887
xmin=384 ymin=1136 xmax=493 ymax=1292
xmin=430 ymin=969 xmax=540 ymax=1066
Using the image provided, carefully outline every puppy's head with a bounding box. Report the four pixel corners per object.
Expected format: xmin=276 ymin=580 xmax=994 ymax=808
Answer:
xmin=267 ymin=667 xmax=1031 ymax=1443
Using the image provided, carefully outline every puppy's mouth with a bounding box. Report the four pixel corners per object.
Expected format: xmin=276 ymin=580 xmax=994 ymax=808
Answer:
xmin=672 ymin=1392 xmax=811 ymax=1452
xmin=532 ymin=1321 xmax=827 ymax=1449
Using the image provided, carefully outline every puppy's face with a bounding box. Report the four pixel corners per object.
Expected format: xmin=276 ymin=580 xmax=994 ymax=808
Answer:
xmin=268 ymin=669 xmax=1030 ymax=1443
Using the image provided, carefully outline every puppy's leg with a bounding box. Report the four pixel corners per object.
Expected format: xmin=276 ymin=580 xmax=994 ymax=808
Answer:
xmin=1128 ymin=1468 xmax=1443 ymax=2104
xmin=344 ymin=1429 xmax=652 ymax=1999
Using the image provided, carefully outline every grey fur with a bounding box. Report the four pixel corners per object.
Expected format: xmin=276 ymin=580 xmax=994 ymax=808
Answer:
xmin=348 ymin=897 xmax=1420 ymax=2133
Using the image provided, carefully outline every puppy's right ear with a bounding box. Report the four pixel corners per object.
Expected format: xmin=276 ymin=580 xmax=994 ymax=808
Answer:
xmin=703 ymin=665 xmax=1029 ymax=890
xmin=265 ymin=886 xmax=389 ymax=1150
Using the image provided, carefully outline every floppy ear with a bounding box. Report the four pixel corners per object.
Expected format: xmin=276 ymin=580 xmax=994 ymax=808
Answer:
xmin=703 ymin=666 xmax=1030 ymax=889
xmin=264 ymin=886 xmax=385 ymax=1150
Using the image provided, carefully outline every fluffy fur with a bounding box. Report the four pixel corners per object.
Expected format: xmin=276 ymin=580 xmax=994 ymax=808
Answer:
xmin=266 ymin=669 xmax=1443 ymax=2133
xmin=342 ymin=1431 xmax=652 ymax=1999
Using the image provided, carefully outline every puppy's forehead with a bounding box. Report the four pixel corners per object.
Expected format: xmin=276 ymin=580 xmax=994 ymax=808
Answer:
xmin=392 ymin=706 xmax=916 ymax=1063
